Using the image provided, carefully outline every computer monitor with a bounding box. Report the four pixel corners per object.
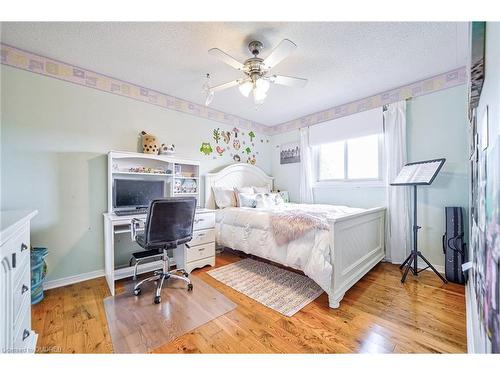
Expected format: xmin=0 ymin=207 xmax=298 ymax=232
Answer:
xmin=113 ymin=178 xmax=165 ymax=210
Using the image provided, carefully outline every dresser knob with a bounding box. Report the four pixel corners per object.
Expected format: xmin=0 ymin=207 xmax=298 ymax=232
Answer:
xmin=22 ymin=329 xmax=30 ymax=341
xmin=21 ymin=243 xmax=28 ymax=252
xmin=21 ymin=284 xmax=29 ymax=294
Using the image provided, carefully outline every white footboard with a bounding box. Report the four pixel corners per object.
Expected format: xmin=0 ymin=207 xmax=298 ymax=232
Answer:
xmin=327 ymin=207 xmax=385 ymax=308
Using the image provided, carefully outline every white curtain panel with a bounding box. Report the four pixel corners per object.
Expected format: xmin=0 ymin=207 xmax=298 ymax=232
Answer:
xmin=299 ymin=127 xmax=314 ymax=204
xmin=384 ymin=101 xmax=411 ymax=263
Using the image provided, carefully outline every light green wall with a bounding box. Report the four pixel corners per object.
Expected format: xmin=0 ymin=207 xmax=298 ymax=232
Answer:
xmin=0 ymin=65 xmax=271 ymax=282
xmin=406 ymin=85 xmax=469 ymax=267
xmin=0 ymin=62 xmax=469 ymax=280
xmin=271 ymin=84 xmax=469 ymax=267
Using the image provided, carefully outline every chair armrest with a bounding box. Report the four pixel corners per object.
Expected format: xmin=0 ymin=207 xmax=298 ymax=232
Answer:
xmin=130 ymin=218 xmax=146 ymax=241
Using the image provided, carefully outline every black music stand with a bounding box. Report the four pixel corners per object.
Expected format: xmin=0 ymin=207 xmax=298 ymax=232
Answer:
xmin=391 ymin=158 xmax=448 ymax=284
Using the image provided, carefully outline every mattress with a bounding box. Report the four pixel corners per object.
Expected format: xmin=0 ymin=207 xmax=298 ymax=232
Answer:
xmin=215 ymin=203 xmax=363 ymax=293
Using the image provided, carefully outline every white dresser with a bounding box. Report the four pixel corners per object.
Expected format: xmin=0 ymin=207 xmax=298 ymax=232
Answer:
xmin=0 ymin=210 xmax=38 ymax=354
xmin=173 ymin=209 xmax=216 ymax=274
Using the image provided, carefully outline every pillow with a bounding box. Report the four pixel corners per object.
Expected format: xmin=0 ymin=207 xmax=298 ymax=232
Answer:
xmin=255 ymin=192 xmax=285 ymax=208
xmin=253 ymin=185 xmax=271 ymax=194
xmin=237 ymin=193 xmax=258 ymax=208
xmin=212 ymin=187 xmax=236 ymax=208
xmin=234 ymin=186 xmax=254 ymax=206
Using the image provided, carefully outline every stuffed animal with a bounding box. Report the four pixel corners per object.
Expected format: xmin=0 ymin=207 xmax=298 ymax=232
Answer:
xmin=140 ymin=131 xmax=159 ymax=154
xmin=160 ymin=143 xmax=175 ymax=155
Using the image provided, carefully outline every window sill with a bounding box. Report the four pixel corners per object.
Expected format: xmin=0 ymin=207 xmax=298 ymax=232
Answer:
xmin=313 ymin=180 xmax=386 ymax=189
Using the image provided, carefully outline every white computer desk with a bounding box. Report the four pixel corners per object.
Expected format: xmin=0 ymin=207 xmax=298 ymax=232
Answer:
xmin=103 ymin=208 xmax=216 ymax=295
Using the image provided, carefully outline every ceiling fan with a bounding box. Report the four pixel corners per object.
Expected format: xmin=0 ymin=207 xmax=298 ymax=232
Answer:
xmin=204 ymin=39 xmax=308 ymax=106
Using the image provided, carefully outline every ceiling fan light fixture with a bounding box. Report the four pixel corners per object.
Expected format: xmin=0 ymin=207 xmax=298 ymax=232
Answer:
xmin=253 ymin=88 xmax=267 ymax=104
xmin=238 ymin=80 xmax=253 ymax=97
xmin=255 ymin=78 xmax=270 ymax=94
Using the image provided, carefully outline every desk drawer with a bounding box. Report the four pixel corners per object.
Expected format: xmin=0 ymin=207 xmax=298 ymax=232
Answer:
xmin=186 ymin=242 xmax=215 ymax=263
xmin=188 ymin=229 xmax=215 ymax=247
xmin=193 ymin=212 xmax=215 ymax=231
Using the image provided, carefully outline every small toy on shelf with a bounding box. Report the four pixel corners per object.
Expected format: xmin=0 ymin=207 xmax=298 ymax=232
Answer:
xmin=174 ymin=179 xmax=182 ymax=193
xmin=181 ymin=179 xmax=197 ymax=193
xmin=127 ymin=166 xmax=166 ymax=174
xmin=160 ymin=143 xmax=175 ymax=155
xmin=140 ymin=131 xmax=160 ymax=154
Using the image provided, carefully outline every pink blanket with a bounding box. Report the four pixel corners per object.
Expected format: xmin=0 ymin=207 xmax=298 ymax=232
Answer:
xmin=270 ymin=210 xmax=329 ymax=246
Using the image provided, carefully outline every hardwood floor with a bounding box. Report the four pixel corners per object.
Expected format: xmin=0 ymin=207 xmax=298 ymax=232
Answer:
xmin=32 ymin=252 xmax=467 ymax=353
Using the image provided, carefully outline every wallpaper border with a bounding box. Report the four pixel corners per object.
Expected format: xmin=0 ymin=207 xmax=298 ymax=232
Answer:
xmin=0 ymin=42 xmax=272 ymax=135
xmin=1 ymin=42 xmax=466 ymax=137
xmin=269 ymin=66 xmax=467 ymax=135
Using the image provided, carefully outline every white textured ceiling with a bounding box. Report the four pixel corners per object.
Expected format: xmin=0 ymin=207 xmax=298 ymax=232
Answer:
xmin=1 ymin=22 xmax=469 ymax=126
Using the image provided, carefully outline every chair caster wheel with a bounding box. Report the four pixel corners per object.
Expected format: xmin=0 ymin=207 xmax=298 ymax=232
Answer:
xmin=154 ymin=296 xmax=161 ymax=304
xmin=133 ymin=288 xmax=141 ymax=296
xmin=187 ymin=283 xmax=193 ymax=291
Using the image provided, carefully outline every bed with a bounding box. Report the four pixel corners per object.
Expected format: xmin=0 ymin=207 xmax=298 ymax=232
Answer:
xmin=205 ymin=163 xmax=385 ymax=308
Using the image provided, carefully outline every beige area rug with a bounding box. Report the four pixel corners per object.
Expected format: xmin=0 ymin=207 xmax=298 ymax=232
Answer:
xmin=207 ymin=258 xmax=323 ymax=317
xmin=103 ymin=274 xmax=236 ymax=353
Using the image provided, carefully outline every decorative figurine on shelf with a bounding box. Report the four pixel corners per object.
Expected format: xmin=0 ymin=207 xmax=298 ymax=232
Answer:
xmin=160 ymin=143 xmax=175 ymax=155
xmin=174 ymin=179 xmax=182 ymax=193
xmin=140 ymin=131 xmax=160 ymax=154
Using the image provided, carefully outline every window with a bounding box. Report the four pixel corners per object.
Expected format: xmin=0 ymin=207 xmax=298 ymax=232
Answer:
xmin=315 ymin=134 xmax=383 ymax=184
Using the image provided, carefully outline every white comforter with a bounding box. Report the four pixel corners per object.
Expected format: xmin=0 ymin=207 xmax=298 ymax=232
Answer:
xmin=215 ymin=203 xmax=363 ymax=293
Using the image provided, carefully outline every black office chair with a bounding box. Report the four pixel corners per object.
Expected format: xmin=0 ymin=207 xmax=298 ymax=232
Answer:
xmin=129 ymin=197 xmax=196 ymax=304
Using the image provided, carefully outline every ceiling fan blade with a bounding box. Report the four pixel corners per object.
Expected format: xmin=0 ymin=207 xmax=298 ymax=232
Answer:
xmin=210 ymin=79 xmax=242 ymax=92
xmin=270 ymin=74 xmax=308 ymax=88
xmin=208 ymin=48 xmax=244 ymax=70
xmin=263 ymin=39 xmax=297 ymax=69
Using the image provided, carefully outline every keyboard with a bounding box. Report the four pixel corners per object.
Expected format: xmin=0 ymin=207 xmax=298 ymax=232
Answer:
xmin=114 ymin=208 xmax=148 ymax=216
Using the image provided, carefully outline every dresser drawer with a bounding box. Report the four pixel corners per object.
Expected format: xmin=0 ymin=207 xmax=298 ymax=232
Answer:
xmin=193 ymin=212 xmax=215 ymax=231
xmin=13 ymin=262 xmax=31 ymax=326
xmin=10 ymin=226 xmax=30 ymax=284
xmin=13 ymin=297 xmax=32 ymax=351
xmin=188 ymin=229 xmax=215 ymax=247
xmin=185 ymin=242 xmax=215 ymax=263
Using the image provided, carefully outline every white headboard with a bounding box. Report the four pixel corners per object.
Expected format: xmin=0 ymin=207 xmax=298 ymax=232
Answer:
xmin=205 ymin=163 xmax=274 ymax=209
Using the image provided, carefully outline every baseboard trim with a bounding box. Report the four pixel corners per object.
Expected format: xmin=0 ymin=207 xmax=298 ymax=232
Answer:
xmin=43 ymin=269 xmax=105 ymax=290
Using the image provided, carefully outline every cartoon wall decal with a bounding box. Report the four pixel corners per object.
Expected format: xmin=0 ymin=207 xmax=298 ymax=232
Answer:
xmin=216 ymin=145 xmax=225 ymax=156
xmin=199 ymin=142 xmax=213 ymax=155
xmin=233 ymin=139 xmax=241 ymax=150
xmin=213 ymin=128 xmax=221 ymax=144
xmin=222 ymin=131 xmax=231 ymax=144
xmin=199 ymin=126 xmax=260 ymax=165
